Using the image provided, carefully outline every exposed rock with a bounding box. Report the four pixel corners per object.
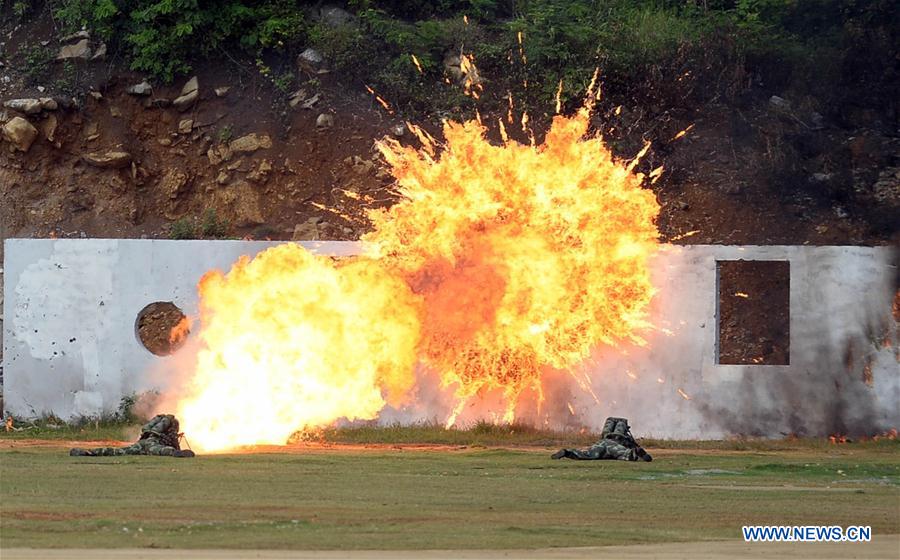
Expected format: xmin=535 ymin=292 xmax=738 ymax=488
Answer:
xmin=768 ymin=95 xmax=791 ymax=111
xmin=60 ymin=30 xmax=90 ymax=43
xmin=316 ymin=113 xmax=334 ymax=129
xmin=216 ymin=170 xmax=230 ymax=185
xmin=82 ymin=150 xmax=132 ymax=169
xmin=288 ymin=88 xmax=307 ymax=107
xmin=158 ymin=138 xmax=172 ymax=147
xmin=109 ymin=105 xmax=122 ymax=118
xmin=319 ymin=5 xmax=354 ymax=27
xmin=91 ymin=42 xmax=107 ymax=61
xmin=390 ymin=124 xmax=406 ymax=138
xmin=247 ymin=159 xmax=273 ymax=183
xmin=810 ymin=172 xmax=834 ymax=184
xmin=57 ymin=39 xmax=92 ymax=61
xmin=299 ymin=92 xmax=320 ymax=110
xmin=127 ymin=80 xmax=153 ymax=96
xmin=85 ymin=122 xmax=100 ymax=141
xmin=214 ymin=86 xmax=231 ymax=98
xmin=89 ymin=91 xmax=103 ymax=100
xmin=3 ymin=98 xmax=42 ymax=114
xmin=297 ymin=48 xmax=326 ymax=73
xmin=292 ymin=217 xmax=321 ymax=241
xmin=39 ymin=97 xmax=57 ymax=111
xmin=39 ymin=114 xmax=58 ymax=142
xmin=2 ymin=116 xmax=38 ymax=152
xmin=172 ymin=76 xmax=199 ymax=112
xmin=229 ymin=133 xmax=272 ymax=154
xmin=443 ymin=53 xmax=464 ymax=83
xmin=173 ymin=90 xmax=198 ymax=111
xmin=178 ymin=119 xmax=193 ymax=134
xmin=207 ymin=144 xmax=233 ymax=165
xmin=216 ymin=180 xmax=264 ymax=226
xmin=181 ymin=76 xmax=199 ymax=95
xmin=348 ymin=155 xmax=374 ymax=175
xmin=871 ymin=166 xmax=900 ymax=204
xmin=159 ymin=169 xmax=191 ymax=199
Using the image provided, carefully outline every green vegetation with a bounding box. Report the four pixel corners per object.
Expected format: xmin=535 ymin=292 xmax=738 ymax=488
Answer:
xmin=46 ymin=1 xmax=897 ymax=113
xmin=1 ymin=442 xmax=897 ymax=549
xmin=167 ymin=209 xmax=231 ymax=240
xmin=53 ymin=0 xmax=307 ymax=82
xmin=1 ymin=416 xmax=130 ymax=441
xmin=21 ymin=43 xmax=54 ymax=86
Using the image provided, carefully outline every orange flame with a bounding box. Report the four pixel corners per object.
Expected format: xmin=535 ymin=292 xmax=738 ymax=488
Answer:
xmin=459 ymin=54 xmax=483 ymax=99
xmin=364 ymin=85 xmax=393 ymax=114
xmin=174 ymin=246 xmax=421 ymax=451
xmin=411 ymin=54 xmax=423 ymax=75
xmin=169 ymin=316 xmax=192 ymax=346
xmin=175 ymin=96 xmax=660 ymax=450
xmin=368 ymin=104 xmax=659 ymax=413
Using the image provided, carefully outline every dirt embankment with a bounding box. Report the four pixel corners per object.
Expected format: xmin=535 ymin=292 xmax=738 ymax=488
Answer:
xmin=1 ymin=12 xmax=898 ymax=251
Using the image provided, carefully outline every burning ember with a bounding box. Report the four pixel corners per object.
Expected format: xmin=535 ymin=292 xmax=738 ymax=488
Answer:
xmin=173 ymin=90 xmax=660 ymax=451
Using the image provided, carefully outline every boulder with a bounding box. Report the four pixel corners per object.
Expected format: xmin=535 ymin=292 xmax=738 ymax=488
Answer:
xmin=60 ymin=30 xmax=90 ymax=43
xmin=173 ymin=90 xmax=198 ymax=112
xmin=214 ymin=86 xmax=231 ymax=98
xmin=90 ymin=42 xmax=107 ymax=61
xmin=319 ymin=5 xmax=354 ymax=27
xmin=127 ymin=81 xmax=153 ymax=96
xmin=207 ymin=144 xmax=233 ymax=165
xmin=297 ymin=48 xmax=326 ymax=73
xmin=39 ymin=98 xmax=57 ymax=111
xmin=769 ymin=95 xmax=791 ymax=112
xmin=247 ymin=159 xmax=273 ymax=183
xmin=292 ymin=217 xmax=321 ymax=241
xmin=443 ymin=53 xmax=464 ymax=83
xmin=216 ymin=181 xmax=264 ymax=226
xmin=3 ymin=98 xmax=42 ymax=114
xmin=82 ymin=150 xmax=132 ymax=169
xmin=178 ymin=119 xmax=193 ymax=134
xmin=57 ymin=39 xmax=92 ymax=61
xmin=159 ymin=169 xmax=191 ymax=199
xmin=39 ymin=114 xmax=58 ymax=142
xmin=316 ymin=113 xmax=334 ymax=129
xmin=2 ymin=117 xmax=38 ymax=152
xmin=172 ymin=76 xmax=199 ymax=112
xmin=229 ymin=133 xmax=272 ymax=154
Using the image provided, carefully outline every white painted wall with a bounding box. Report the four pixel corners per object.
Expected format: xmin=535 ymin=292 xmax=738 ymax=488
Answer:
xmin=3 ymin=239 xmax=897 ymax=437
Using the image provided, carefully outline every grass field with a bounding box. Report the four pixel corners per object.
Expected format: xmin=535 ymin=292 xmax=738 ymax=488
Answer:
xmin=1 ymin=430 xmax=898 ymax=550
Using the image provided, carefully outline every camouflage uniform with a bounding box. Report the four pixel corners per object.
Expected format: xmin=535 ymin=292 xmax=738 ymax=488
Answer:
xmin=552 ymin=417 xmax=651 ymax=461
xmin=70 ymin=414 xmax=194 ymax=458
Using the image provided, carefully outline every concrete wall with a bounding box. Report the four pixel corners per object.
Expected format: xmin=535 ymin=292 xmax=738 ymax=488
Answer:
xmin=3 ymin=239 xmax=897 ymax=437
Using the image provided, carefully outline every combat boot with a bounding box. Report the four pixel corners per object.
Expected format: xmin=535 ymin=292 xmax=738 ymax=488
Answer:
xmin=636 ymin=447 xmax=652 ymax=462
xmin=551 ymin=449 xmax=567 ymax=460
xmin=69 ymin=448 xmax=91 ymax=456
xmin=174 ymin=450 xmax=196 ymax=458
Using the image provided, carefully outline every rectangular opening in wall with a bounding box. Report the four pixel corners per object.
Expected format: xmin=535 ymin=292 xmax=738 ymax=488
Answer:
xmin=716 ymin=260 xmax=790 ymax=365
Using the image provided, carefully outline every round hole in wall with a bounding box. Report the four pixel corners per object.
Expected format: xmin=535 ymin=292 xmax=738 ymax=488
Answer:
xmin=135 ymin=301 xmax=190 ymax=356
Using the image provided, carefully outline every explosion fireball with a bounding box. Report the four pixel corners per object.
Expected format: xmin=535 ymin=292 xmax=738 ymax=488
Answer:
xmin=174 ymin=94 xmax=660 ymax=451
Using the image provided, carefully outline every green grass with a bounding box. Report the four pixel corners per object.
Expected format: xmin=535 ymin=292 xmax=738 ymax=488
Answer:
xmin=1 ymin=439 xmax=898 ymax=549
xmin=1 ymin=420 xmax=131 ymax=442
